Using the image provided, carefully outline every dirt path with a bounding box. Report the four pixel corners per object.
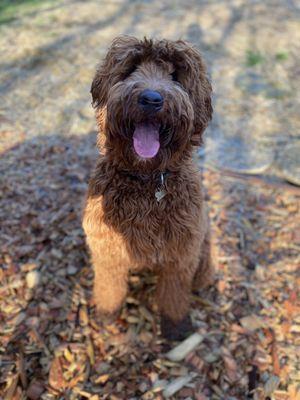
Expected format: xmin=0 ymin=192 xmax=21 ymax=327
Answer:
xmin=0 ymin=1 xmax=299 ymax=399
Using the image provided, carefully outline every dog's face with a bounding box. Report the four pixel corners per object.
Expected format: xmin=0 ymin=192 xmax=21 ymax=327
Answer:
xmin=91 ymin=36 xmax=212 ymax=170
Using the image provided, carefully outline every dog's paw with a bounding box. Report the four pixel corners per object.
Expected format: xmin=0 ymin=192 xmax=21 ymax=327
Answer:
xmin=160 ymin=314 xmax=193 ymax=341
xmin=96 ymin=312 xmax=118 ymax=326
xmin=91 ymin=306 xmax=119 ymax=328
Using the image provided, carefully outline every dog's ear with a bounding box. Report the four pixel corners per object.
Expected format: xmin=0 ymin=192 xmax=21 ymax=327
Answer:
xmin=91 ymin=35 xmax=142 ymax=107
xmin=173 ymin=41 xmax=212 ymax=146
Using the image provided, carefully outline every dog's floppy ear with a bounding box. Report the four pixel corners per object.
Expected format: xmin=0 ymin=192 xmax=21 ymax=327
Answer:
xmin=91 ymin=36 xmax=142 ymax=108
xmin=174 ymin=41 xmax=213 ymax=146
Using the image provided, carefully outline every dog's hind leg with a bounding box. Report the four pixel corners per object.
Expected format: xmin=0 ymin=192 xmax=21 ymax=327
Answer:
xmin=156 ymin=261 xmax=196 ymax=340
xmin=193 ymin=228 xmax=215 ymax=291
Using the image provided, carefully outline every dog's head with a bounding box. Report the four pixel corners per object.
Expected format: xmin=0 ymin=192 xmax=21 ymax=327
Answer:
xmin=91 ymin=36 xmax=212 ymax=169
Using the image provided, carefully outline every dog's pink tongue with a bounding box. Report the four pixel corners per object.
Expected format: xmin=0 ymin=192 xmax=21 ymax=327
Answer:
xmin=133 ymin=123 xmax=160 ymax=159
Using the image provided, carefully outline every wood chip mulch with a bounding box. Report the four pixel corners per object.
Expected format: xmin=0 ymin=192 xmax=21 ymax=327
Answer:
xmin=0 ymin=134 xmax=299 ymax=400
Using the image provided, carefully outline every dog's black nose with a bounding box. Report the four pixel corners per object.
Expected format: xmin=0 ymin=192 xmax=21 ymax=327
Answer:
xmin=138 ymin=89 xmax=164 ymax=112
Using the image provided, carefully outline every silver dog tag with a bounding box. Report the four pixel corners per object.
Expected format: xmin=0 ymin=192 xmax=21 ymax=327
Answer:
xmin=155 ymin=189 xmax=166 ymax=202
xmin=155 ymin=172 xmax=167 ymax=202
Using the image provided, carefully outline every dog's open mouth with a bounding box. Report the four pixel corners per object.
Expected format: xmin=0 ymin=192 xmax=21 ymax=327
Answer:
xmin=132 ymin=122 xmax=173 ymax=159
xmin=133 ymin=122 xmax=160 ymax=159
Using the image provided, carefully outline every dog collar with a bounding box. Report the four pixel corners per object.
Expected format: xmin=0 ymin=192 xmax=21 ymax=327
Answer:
xmin=122 ymin=170 xmax=170 ymax=182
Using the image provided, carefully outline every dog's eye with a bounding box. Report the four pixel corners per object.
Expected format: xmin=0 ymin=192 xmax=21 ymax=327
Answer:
xmin=128 ymin=65 xmax=137 ymax=75
xmin=171 ymin=71 xmax=178 ymax=82
xmin=122 ymin=65 xmax=137 ymax=79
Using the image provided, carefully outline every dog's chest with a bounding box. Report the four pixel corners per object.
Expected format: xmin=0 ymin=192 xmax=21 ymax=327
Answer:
xmin=103 ymin=177 xmax=202 ymax=264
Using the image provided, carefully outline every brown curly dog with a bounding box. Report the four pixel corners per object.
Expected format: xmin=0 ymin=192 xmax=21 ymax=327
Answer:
xmin=83 ymin=36 xmax=214 ymax=340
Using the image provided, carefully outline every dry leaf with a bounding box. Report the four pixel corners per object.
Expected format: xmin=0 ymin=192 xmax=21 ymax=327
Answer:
xmin=49 ymin=357 xmax=66 ymax=390
xmin=264 ymin=375 xmax=280 ymax=397
xmin=26 ymin=380 xmax=44 ymax=400
xmin=240 ymin=315 xmax=265 ymax=331
xmin=26 ymin=270 xmax=40 ymax=289
xmin=224 ymin=355 xmax=238 ymax=382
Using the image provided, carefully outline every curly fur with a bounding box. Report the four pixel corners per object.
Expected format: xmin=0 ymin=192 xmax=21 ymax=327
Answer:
xmin=83 ymin=36 xmax=214 ymax=340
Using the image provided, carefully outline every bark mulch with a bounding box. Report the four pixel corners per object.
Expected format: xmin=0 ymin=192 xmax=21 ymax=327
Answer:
xmin=0 ymin=134 xmax=299 ymax=400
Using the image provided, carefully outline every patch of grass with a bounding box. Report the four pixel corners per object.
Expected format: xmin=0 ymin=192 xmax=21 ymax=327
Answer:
xmin=246 ymin=50 xmax=264 ymax=67
xmin=0 ymin=0 xmax=56 ymax=25
xmin=275 ymin=51 xmax=289 ymax=61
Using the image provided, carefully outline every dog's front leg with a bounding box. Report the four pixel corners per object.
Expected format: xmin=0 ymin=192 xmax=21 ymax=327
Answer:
xmin=91 ymin=243 xmax=128 ymax=323
xmin=156 ymin=261 xmax=196 ymax=340
xmin=83 ymin=198 xmax=129 ymax=324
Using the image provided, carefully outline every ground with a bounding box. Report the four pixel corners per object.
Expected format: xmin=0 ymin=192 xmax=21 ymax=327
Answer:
xmin=0 ymin=1 xmax=299 ymax=399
